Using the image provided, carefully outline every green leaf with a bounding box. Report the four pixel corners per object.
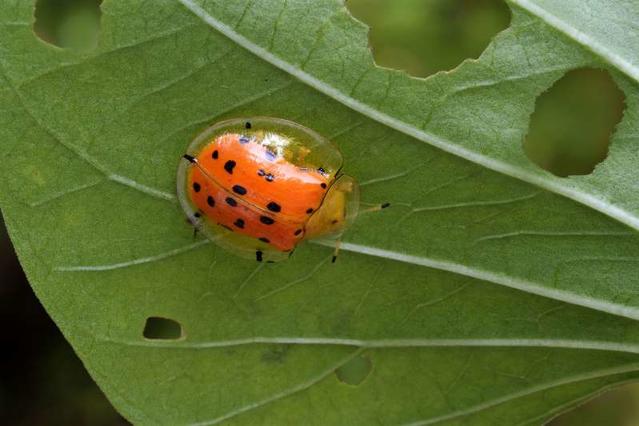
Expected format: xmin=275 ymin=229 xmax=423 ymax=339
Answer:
xmin=1 ymin=0 xmax=639 ymax=424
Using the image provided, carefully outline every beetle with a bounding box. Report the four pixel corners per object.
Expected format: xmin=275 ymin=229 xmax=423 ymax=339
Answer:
xmin=177 ymin=117 xmax=388 ymax=262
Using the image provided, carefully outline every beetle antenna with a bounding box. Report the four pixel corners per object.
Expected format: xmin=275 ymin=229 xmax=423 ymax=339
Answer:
xmin=182 ymin=153 xmax=222 ymax=187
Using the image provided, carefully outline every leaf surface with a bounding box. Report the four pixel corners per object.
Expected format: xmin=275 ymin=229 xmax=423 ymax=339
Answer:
xmin=1 ymin=0 xmax=639 ymax=424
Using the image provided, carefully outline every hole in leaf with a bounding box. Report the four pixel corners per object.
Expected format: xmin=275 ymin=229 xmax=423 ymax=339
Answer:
xmin=524 ymin=68 xmax=626 ymax=177
xmin=33 ymin=0 xmax=102 ymax=50
xmin=335 ymin=355 xmax=372 ymax=386
xmin=347 ymin=0 xmax=511 ymax=77
xmin=143 ymin=317 xmax=183 ymax=340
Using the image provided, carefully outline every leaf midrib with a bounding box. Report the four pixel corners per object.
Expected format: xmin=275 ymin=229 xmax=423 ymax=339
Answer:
xmin=508 ymin=0 xmax=639 ymax=84
xmin=50 ymin=233 xmax=639 ymax=321
xmin=175 ymin=0 xmax=639 ymax=233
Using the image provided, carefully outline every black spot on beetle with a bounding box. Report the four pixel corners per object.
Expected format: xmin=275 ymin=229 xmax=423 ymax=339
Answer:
xmin=239 ymin=135 xmax=250 ymax=144
xmin=294 ymin=229 xmax=302 ymax=236
xmin=306 ymin=208 xmax=314 ymax=214
xmin=245 ymin=121 xmax=252 ymax=129
xmin=212 ymin=150 xmax=219 ymax=160
xmin=207 ymin=196 xmax=215 ymax=207
xmin=224 ymin=160 xmax=236 ymax=174
xmin=266 ymin=202 xmax=281 ymax=213
xmin=259 ymin=237 xmax=270 ymax=243
xmin=256 ymin=250 xmax=263 ymax=262
xmin=192 ymin=182 xmax=201 ymax=192
xmin=232 ymin=185 xmax=247 ymax=195
xmin=257 ymin=169 xmax=266 ymax=177
xmin=260 ymin=216 xmax=275 ymax=225
xmin=226 ymin=197 xmax=238 ymax=207
xmin=320 ymin=183 xmax=327 ymax=189
xmin=234 ymin=218 xmax=245 ymax=228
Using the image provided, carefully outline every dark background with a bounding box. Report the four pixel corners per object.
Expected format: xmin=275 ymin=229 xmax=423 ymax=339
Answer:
xmin=1 ymin=214 xmax=128 ymax=425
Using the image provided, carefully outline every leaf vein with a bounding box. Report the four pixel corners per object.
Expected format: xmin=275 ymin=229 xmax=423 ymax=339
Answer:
xmin=0 ymin=65 xmax=176 ymax=202
xmin=402 ymin=362 xmax=639 ymax=425
xmin=508 ymin=0 xmax=639 ymax=83
xmin=54 ymin=240 xmax=210 ymax=272
xmin=103 ymin=336 xmax=639 ymax=354
xmin=189 ymin=348 xmax=364 ymax=425
xmin=314 ymin=241 xmax=639 ymax=320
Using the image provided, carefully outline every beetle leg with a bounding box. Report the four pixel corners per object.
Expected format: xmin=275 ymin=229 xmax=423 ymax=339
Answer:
xmin=332 ymin=239 xmax=342 ymax=263
xmin=187 ymin=211 xmax=202 ymax=239
xmin=360 ymin=202 xmax=391 ymax=214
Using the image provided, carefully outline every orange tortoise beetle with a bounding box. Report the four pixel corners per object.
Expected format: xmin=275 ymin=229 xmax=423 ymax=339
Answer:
xmin=177 ymin=117 xmax=389 ymax=262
